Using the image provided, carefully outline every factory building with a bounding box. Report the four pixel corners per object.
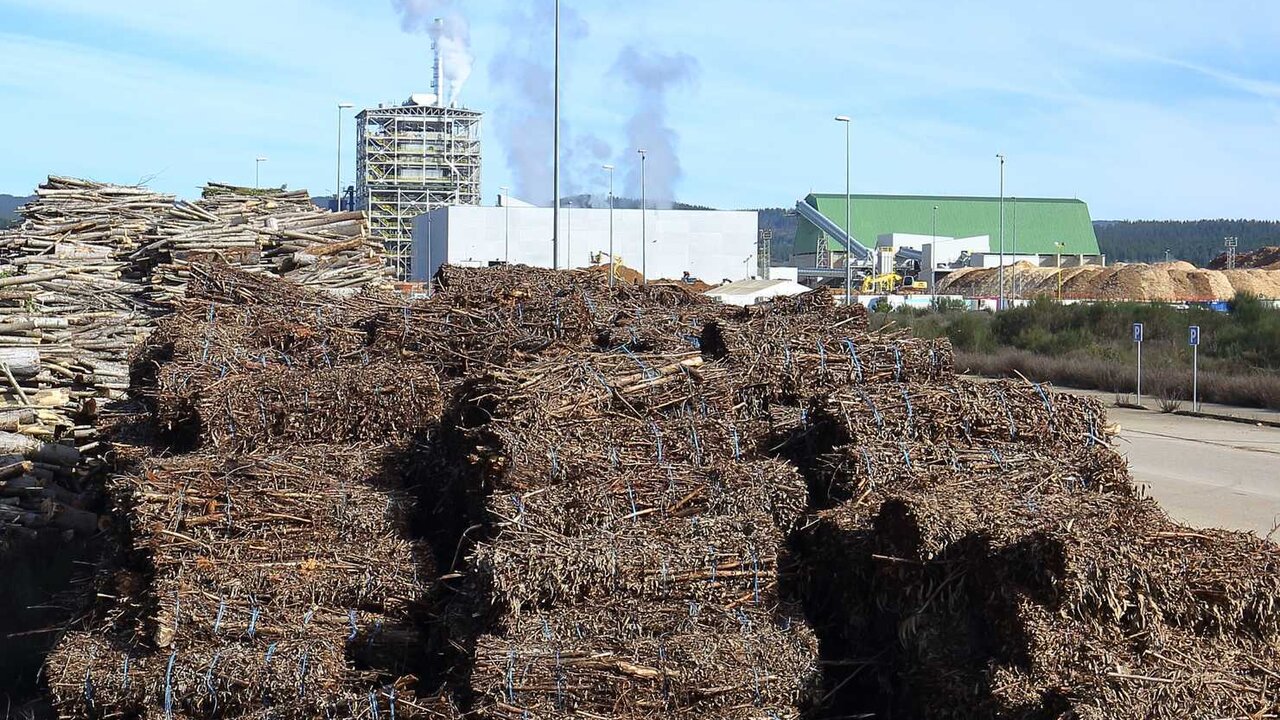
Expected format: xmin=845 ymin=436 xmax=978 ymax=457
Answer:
xmin=355 ymin=22 xmax=482 ymax=280
xmin=410 ymin=203 xmax=759 ymax=284
xmin=793 ymin=194 xmax=1103 ymax=284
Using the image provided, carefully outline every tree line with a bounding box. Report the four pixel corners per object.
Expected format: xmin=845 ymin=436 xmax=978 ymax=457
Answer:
xmin=1095 ymin=220 xmax=1280 ymax=266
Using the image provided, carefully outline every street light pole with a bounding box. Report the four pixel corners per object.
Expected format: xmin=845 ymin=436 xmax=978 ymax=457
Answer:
xmin=552 ymin=0 xmax=561 ymax=270
xmin=638 ymin=149 xmax=648 ymax=285
xmin=1011 ymin=196 xmax=1018 ymax=299
xmin=997 ymin=153 xmax=1006 ymax=311
xmin=500 ymin=186 xmax=510 ymax=265
xmin=931 ymin=204 xmax=939 ymax=295
xmin=1056 ymin=242 xmax=1066 ymax=302
xmin=255 ymin=157 xmax=267 ymax=189
xmin=603 ymin=164 xmax=616 ymax=287
xmin=337 ymin=102 xmax=353 ymax=210
xmin=566 ymin=200 xmax=573 ymax=268
xmin=835 ymin=115 xmax=852 ymax=306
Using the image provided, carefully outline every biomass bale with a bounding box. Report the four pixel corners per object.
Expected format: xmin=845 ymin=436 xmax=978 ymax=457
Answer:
xmin=47 ymin=632 xmax=461 ymax=720
xmin=990 ymin=601 xmax=1280 ymax=719
xmin=154 ymin=360 xmax=441 ymax=451
xmin=486 ymin=460 xmax=809 ymax=537
xmin=127 ymin=448 xmax=434 ymax=619
xmin=471 ymin=511 xmax=787 ymax=614
xmin=472 ymin=608 xmax=820 ymax=718
xmin=815 ymin=378 xmax=1111 ymax=449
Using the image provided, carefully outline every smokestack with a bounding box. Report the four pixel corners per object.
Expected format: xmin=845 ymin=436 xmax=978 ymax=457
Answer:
xmin=391 ymin=1 xmax=473 ymax=107
xmin=432 ymin=17 xmax=445 ymax=106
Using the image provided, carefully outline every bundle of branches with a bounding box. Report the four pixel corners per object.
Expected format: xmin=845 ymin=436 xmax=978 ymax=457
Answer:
xmin=428 ymin=265 xmax=731 ymax=358
xmin=45 ymin=446 xmax=441 ymax=718
xmin=142 ymin=299 xmax=375 ymax=373
xmin=801 ymin=470 xmax=1280 ymax=718
xmin=786 ymin=362 xmax=1275 ymax=717
xmin=485 ymin=460 xmax=809 ymax=538
xmin=452 ymin=342 xmax=822 ymax=717
xmin=153 ymin=358 xmax=440 ymax=452
xmin=474 ymin=509 xmax=787 ymax=614
xmin=47 ymin=632 xmax=462 ymax=720
xmin=702 ymin=321 xmax=954 ymax=401
xmin=811 ymin=378 xmax=1112 ymax=450
xmin=472 ymin=605 xmax=819 ymax=719
xmin=699 ymin=290 xmax=870 ymax=358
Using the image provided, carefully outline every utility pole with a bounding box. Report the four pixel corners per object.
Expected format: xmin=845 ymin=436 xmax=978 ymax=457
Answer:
xmin=639 ymin=149 xmax=648 ymax=284
xmin=835 ymin=115 xmax=852 ymax=306
xmin=997 ymin=153 xmax=1006 ymax=311
xmin=552 ymin=0 xmax=561 ymax=270
xmin=500 ymin=186 xmax=511 ymax=265
xmin=1011 ymin=196 xmax=1017 ymax=298
xmin=931 ymin=205 xmax=939 ymax=295
xmin=1055 ymin=242 xmax=1066 ymax=302
xmin=603 ymin=165 xmax=615 ymax=287
xmin=337 ymin=102 xmax=353 ymax=210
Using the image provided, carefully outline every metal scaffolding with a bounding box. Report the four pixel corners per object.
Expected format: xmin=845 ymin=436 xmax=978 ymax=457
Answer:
xmin=356 ymin=103 xmax=482 ymax=279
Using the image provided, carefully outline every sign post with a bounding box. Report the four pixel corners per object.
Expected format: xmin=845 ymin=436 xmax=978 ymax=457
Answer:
xmin=1133 ymin=322 xmax=1145 ymax=406
xmin=1189 ymin=325 xmax=1201 ymax=412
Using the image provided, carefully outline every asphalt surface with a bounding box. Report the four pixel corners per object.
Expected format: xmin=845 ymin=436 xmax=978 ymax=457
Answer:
xmin=1108 ymin=405 xmax=1280 ymax=539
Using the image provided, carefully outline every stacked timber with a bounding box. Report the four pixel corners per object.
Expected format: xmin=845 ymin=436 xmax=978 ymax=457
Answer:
xmin=0 ymin=178 xmax=173 ymax=545
xmin=0 ymin=177 xmax=390 ymax=549
xmin=135 ymin=183 xmax=388 ymax=307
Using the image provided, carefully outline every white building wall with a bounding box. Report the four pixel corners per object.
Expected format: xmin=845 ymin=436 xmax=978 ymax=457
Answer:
xmin=412 ymin=206 xmax=759 ymax=283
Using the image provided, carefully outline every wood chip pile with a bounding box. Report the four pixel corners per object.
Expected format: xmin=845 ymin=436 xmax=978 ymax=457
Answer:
xmin=939 ymin=260 xmax=1280 ymax=302
xmin=0 ymin=177 xmax=391 ymax=550
xmin=29 ymin=254 xmax=1280 ymax=720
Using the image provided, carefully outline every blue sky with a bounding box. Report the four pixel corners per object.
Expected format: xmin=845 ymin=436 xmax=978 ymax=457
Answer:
xmin=1 ymin=0 xmax=1278 ymax=219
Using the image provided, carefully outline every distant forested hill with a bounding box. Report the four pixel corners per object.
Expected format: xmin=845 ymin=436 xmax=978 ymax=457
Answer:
xmin=1095 ymin=220 xmax=1280 ymax=266
xmin=757 ymin=208 xmax=799 ymax=266
xmin=0 ymin=194 xmax=34 ymax=228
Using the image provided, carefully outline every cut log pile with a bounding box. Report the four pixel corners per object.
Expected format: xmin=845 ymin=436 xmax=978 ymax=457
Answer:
xmin=0 ymin=177 xmax=392 ymax=549
xmin=24 ymin=250 xmax=1280 ymax=719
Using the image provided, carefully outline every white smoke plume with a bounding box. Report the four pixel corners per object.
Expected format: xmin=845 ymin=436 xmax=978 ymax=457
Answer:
xmin=489 ymin=3 xmax=602 ymax=204
xmin=611 ymin=46 xmax=698 ymax=208
xmin=391 ymin=0 xmax=473 ymax=106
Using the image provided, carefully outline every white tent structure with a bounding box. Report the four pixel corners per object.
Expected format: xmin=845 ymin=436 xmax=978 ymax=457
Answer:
xmin=703 ymin=279 xmax=810 ymax=307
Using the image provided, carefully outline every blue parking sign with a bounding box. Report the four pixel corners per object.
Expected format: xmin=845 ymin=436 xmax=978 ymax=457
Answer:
xmin=1189 ymin=326 xmax=1200 ymax=347
xmin=1133 ymin=323 xmax=1144 ymax=343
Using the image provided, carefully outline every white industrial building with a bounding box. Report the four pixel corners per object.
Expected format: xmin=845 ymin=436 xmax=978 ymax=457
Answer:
xmin=411 ymin=205 xmax=759 ymax=284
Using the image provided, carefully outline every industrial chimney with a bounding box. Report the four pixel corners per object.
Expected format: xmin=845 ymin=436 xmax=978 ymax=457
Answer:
xmin=432 ymin=17 xmax=446 ymax=107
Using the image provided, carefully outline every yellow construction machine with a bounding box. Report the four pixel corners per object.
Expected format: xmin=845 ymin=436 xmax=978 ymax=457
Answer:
xmin=860 ymin=272 xmax=928 ymax=294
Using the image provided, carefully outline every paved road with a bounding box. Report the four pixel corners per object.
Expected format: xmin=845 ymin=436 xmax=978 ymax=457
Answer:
xmin=1108 ymin=406 xmax=1280 ymax=539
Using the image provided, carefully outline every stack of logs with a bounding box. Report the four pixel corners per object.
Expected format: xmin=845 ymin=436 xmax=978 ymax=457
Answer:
xmin=0 ymin=177 xmax=391 ymax=548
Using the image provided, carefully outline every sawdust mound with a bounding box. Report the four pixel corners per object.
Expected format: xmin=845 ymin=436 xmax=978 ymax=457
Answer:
xmin=939 ymin=262 xmax=1280 ymax=300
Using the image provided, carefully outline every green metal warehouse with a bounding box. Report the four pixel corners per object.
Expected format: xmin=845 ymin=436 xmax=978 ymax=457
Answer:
xmin=793 ymin=193 xmax=1101 ymax=268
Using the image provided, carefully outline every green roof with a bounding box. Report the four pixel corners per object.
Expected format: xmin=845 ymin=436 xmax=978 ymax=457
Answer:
xmin=795 ymin=194 xmax=1100 ymax=257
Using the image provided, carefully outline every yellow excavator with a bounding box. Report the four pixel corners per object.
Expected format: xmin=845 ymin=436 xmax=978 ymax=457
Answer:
xmin=860 ymin=273 xmax=928 ymax=294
